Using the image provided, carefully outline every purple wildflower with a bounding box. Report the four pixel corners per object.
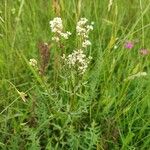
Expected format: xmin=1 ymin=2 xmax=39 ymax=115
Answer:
xmin=124 ymin=41 xmax=134 ymax=49
xmin=140 ymin=49 xmax=150 ymax=56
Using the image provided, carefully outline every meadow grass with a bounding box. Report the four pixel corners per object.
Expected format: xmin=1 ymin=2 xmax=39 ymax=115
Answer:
xmin=0 ymin=0 xmax=150 ymax=149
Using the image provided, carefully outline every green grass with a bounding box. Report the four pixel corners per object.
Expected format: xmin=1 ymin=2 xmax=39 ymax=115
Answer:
xmin=0 ymin=0 xmax=150 ymax=149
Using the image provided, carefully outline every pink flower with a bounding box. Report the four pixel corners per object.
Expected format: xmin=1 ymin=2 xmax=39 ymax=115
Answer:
xmin=140 ymin=49 xmax=150 ymax=55
xmin=124 ymin=41 xmax=134 ymax=49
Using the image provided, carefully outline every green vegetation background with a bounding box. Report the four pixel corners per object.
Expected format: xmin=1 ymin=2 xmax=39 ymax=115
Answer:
xmin=0 ymin=0 xmax=150 ymax=149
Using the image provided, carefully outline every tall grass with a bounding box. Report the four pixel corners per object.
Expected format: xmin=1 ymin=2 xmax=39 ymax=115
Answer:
xmin=0 ymin=0 xmax=150 ymax=149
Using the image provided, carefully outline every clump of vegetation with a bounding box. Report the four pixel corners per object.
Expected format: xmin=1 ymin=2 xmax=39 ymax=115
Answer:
xmin=0 ymin=0 xmax=150 ymax=149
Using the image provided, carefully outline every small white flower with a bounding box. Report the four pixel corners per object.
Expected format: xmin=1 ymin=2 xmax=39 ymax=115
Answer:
xmin=29 ymin=58 xmax=37 ymax=67
xmin=63 ymin=49 xmax=92 ymax=74
xmin=114 ymin=45 xmax=118 ymax=49
xmin=52 ymin=36 xmax=60 ymax=42
xmin=76 ymin=18 xmax=93 ymax=37
xmin=49 ymin=17 xmax=63 ymax=32
xmin=87 ymin=25 xmax=93 ymax=31
xmin=60 ymin=32 xmax=71 ymax=39
xmin=76 ymin=18 xmax=93 ymax=48
xmin=82 ymin=40 xmax=91 ymax=48
xmin=91 ymin=21 xmax=94 ymax=25
xmin=49 ymin=17 xmax=71 ymax=42
xmin=67 ymin=31 xmax=71 ymax=35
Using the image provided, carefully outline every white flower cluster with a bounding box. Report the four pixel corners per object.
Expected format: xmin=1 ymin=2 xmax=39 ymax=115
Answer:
xmin=62 ymin=49 xmax=92 ymax=74
xmin=29 ymin=58 xmax=37 ymax=67
xmin=49 ymin=17 xmax=71 ymax=42
xmin=76 ymin=18 xmax=94 ymax=48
